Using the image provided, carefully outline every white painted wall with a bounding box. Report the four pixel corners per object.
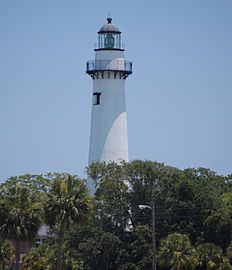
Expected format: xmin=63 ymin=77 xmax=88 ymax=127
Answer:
xmin=88 ymin=49 xmax=129 ymax=165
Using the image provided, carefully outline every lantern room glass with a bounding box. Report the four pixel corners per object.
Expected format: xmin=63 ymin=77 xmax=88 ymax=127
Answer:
xmin=98 ymin=33 xmax=121 ymax=49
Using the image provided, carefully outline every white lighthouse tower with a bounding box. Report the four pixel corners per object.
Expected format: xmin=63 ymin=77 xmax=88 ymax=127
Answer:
xmin=87 ymin=18 xmax=132 ymax=167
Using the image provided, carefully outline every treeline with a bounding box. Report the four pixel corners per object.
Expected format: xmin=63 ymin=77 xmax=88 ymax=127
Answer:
xmin=0 ymin=160 xmax=232 ymax=270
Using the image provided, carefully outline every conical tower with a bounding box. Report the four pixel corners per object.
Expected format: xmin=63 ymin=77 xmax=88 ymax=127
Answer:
xmin=87 ymin=17 xmax=132 ymax=168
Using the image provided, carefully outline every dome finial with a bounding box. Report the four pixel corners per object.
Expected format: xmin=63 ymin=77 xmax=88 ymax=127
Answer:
xmin=107 ymin=16 xmax=112 ymax=24
xmin=98 ymin=16 xmax=121 ymax=34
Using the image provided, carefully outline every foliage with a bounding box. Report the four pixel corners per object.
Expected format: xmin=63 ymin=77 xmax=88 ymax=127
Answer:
xmin=0 ymin=184 xmax=42 ymax=240
xmin=87 ymin=160 xmax=232 ymax=269
xmin=88 ymin=161 xmax=133 ymax=231
xmin=226 ymin=241 xmax=232 ymax=265
xmin=157 ymin=233 xmax=196 ymax=270
xmin=88 ymin=160 xmax=231 ymax=246
xmin=0 ymin=239 xmax=15 ymax=269
xmin=0 ymin=183 xmax=42 ymax=270
xmin=44 ymin=173 xmax=90 ymax=229
xmin=1 ymin=161 xmax=232 ymax=269
xmin=21 ymin=242 xmax=56 ymax=270
xmin=79 ymin=229 xmax=122 ymax=270
xmin=44 ymin=173 xmax=91 ymax=270
xmin=122 ymin=225 xmax=152 ymax=269
xmin=195 ymin=243 xmax=225 ymax=270
xmin=21 ymin=240 xmax=84 ymax=270
xmin=0 ymin=174 xmax=50 ymax=194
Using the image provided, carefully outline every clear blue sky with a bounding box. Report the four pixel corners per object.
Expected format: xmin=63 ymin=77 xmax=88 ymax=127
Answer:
xmin=1 ymin=0 xmax=232 ymax=182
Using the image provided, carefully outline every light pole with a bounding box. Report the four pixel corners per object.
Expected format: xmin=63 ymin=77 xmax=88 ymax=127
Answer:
xmin=139 ymin=202 xmax=156 ymax=270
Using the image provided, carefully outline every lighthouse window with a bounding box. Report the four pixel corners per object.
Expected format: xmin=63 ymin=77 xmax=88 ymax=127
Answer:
xmin=93 ymin=92 xmax=101 ymax=105
xmin=98 ymin=33 xmax=121 ymax=49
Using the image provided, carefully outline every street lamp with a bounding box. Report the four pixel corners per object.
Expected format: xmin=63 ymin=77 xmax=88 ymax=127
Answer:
xmin=139 ymin=202 xmax=156 ymax=270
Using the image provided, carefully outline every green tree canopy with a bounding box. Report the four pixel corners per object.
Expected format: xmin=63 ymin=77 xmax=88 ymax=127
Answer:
xmin=0 ymin=184 xmax=42 ymax=270
xmin=157 ymin=233 xmax=196 ymax=270
xmin=44 ymin=173 xmax=90 ymax=270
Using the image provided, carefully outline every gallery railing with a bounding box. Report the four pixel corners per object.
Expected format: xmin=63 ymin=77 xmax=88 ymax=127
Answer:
xmin=86 ymin=60 xmax=132 ymax=75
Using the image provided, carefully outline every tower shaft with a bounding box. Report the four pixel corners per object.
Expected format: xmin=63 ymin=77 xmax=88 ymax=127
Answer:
xmin=87 ymin=18 xmax=132 ymax=167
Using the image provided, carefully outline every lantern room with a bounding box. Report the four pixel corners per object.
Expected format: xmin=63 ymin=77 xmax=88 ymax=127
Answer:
xmin=95 ymin=17 xmax=123 ymax=50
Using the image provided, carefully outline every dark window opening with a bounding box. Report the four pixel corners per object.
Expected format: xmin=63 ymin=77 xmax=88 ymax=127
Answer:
xmin=93 ymin=92 xmax=101 ymax=105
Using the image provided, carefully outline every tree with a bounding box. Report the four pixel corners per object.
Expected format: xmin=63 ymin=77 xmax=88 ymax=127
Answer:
xmin=87 ymin=161 xmax=133 ymax=232
xmin=44 ymin=173 xmax=90 ymax=270
xmin=79 ymin=229 xmax=122 ymax=270
xmin=21 ymin=240 xmax=84 ymax=270
xmin=157 ymin=233 xmax=196 ymax=270
xmin=0 ymin=184 xmax=42 ymax=270
xmin=0 ymin=174 xmax=50 ymax=194
xmin=118 ymin=263 xmax=138 ymax=270
xmin=0 ymin=238 xmax=15 ymax=270
xmin=195 ymin=243 xmax=225 ymax=270
xmin=125 ymin=160 xmax=184 ymax=239
xmin=226 ymin=241 xmax=232 ymax=265
xmin=87 ymin=160 xmax=232 ymax=268
xmin=122 ymin=225 xmax=152 ymax=269
xmin=21 ymin=242 xmax=56 ymax=270
xmin=127 ymin=162 xmax=229 ymax=245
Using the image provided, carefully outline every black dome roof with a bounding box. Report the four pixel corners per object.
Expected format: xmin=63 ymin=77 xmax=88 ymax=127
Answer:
xmin=98 ymin=18 xmax=121 ymax=34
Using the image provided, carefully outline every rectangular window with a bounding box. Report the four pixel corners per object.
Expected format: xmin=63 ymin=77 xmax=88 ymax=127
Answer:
xmin=93 ymin=92 xmax=101 ymax=105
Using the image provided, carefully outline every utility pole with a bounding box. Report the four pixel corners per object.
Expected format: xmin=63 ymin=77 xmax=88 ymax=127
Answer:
xmin=152 ymin=201 xmax=156 ymax=270
xmin=139 ymin=203 xmax=157 ymax=270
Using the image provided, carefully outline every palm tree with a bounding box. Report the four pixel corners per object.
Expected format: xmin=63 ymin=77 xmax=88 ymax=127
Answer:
xmin=21 ymin=242 xmax=56 ymax=270
xmin=0 ymin=184 xmax=42 ymax=270
xmin=196 ymin=243 xmax=226 ymax=270
xmin=0 ymin=238 xmax=15 ymax=270
xmin=44 ymin=173 xmax=90 ymax=270
xmin=157 ymin=233 xmax=196 ymax=270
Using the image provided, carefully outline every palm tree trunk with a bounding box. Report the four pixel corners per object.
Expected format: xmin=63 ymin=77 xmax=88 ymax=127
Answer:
xmin=56 ymin=220 xmax=66 ymax=270
xmin=15 ymin=240 xmax=20 ymax=270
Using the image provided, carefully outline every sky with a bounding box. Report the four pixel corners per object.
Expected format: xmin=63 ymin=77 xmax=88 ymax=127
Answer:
xmin=0 ymin=0 xmax=232 ymax=182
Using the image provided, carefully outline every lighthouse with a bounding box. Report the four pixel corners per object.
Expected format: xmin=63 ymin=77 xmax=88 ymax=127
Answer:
xmin=86 ymin=18 xmax=132 ymax=167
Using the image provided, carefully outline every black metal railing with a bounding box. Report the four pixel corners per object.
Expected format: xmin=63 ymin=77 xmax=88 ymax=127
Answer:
xmin=94 ymin=43 xmax=125 ymax=50
xmin=86 ymin=60 xmax=132 ymax=74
